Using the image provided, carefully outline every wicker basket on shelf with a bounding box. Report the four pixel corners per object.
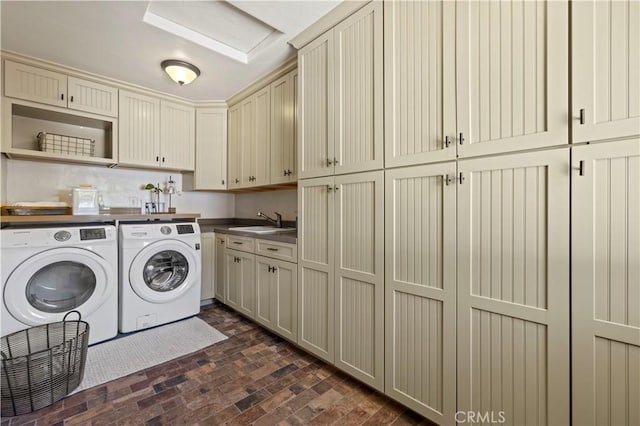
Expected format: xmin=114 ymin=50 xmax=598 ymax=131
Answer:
xmin=37 ymin=132 xmax=95 ymax=157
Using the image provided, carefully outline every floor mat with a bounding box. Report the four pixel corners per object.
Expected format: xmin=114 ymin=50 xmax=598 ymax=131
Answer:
xmin=72 ymin=317 xmax=227 ymax=394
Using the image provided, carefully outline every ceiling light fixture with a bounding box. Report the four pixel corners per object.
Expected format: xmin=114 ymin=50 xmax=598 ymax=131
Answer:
xmin=161 ymin=60 xmax=200 ymax=85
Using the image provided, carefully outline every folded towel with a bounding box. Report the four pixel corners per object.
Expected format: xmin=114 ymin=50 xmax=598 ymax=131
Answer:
xmin=11 ymin=201 xmax=69 ymax=207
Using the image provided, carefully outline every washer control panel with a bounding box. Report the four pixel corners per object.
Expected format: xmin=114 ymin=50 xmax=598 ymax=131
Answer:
xmin=177 ymin=224 xmax=194 ymax=234
xmin=79 ymin=228 xmax=107 ymax=240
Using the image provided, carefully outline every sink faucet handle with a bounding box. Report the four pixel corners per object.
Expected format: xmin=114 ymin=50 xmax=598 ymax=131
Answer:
xmin=274 ymin=212 xmax=283 ymax=227
xmin=256 ymin=210 xmax=263 ymax=217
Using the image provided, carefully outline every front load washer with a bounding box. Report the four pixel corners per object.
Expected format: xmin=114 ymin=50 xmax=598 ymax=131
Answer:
xmin=1 ymin=225 xmax=118 ymax=345
xmin=119 ymin=222 xmax=201 ymax=333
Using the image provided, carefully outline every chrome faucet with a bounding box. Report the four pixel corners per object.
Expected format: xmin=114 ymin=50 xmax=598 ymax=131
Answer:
xmin=257 ymin=210 xmax=283 ymax=228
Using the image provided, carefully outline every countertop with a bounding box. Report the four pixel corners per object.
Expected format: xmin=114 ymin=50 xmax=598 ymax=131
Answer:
xmin=0 ymin=213 xmax=201 ymax=226
xmin=198 ymin=218 xmax=297 ymax=244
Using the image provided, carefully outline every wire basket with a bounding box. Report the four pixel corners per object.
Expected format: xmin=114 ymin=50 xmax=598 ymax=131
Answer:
xmin=37 ymin=132 xmax=95 ymax=157
xmin=1 ymin=311 xmax=89 ymax=417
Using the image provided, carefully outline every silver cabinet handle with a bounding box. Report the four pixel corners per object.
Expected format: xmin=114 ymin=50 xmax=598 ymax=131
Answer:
xmin=579 ymin=108 xmax=586 ymax=125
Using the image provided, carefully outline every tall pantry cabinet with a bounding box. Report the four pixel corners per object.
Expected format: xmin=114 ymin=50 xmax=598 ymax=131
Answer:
xmin=297 ymin=0 xmax=385 ymax=392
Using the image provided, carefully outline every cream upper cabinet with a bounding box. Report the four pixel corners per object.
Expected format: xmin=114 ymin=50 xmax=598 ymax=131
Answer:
xmin=572 ymin=1 xmax=640 ymax=143
xmin=270 ymin=69 xmax=297 ymax=184
xmin=384 ymin=161 xmax=457 ymax=423
xmin=118 ymin=90 xmax=161 ymax=168
xmin=253 ymin=86 xmax=271 ymax=186
xmin=160 ymin=100 xmax=195 ymax=170
xmin=240 ymin=96 xmax=255 ymax=187
xmin=456 ymin=1 xmax=568 ymax=158
xmin=200 ymin=232 xmax=215 ymax=300
xmin=571 ymin=139 xmax=640 ymax=426
xmin=384 ymin=1 xmax=456 ymax=168
xmin=227 ymin=104 xmax=242 ymax=188
xmin=385 ymin=0 xmax=568 ymax=164
xmin=214 ymin=235 xmax=226 ymax=303
xmin=456 ymin=148 xmax=570 ymax=425
xmin=4 ymin=60 xmax=118 ymax=117
xmin=333 ymin=2 xmax=383 ymax=175
xmin=191 ymin=107 xmax=227 ymax=190
xmin=4 ymin=61 xmax=67 ymax=108
xmin=67 ymin=76 xmax=118 ymax=117
xmin=298 ymin=32 xmax=334 ymax=179
xmin=298 ymin=2 xmax=382 ymax=178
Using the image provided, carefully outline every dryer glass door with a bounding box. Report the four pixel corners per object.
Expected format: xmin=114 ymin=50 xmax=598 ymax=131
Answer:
xmin=4 ymin=247 xmax=114 ymax=326
xmin=143 ymin=250 xmax=189 ymax=292
xmin=27 ymin=261 xmax=96 ymax=312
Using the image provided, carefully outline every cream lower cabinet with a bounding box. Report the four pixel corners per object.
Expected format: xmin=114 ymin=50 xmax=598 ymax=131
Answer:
xmin=225 ymin=248 xmax=255 ymax=318
xmin=255 ymin=256 xmax=298 ymax=342
xmin=384 ymin=162 xmax=457 ymax=423
xmin=200 ymin=233 xmax=215 ymax=300
xmin=298 ymin=170 xmax=384 ymax=390
xmin=214 ymin=235 xmax=226 ymax=303
xmin=572 ymin=1 xmax=640 ymax=143
xmin=456 ymin=149 xmax=570 ymax=425
xmin=572 ymin=139 xmax=640 ymax=426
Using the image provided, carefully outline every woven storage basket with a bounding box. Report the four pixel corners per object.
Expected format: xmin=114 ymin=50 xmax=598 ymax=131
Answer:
xmin=1 ymin=311 xmax=89 ymax=417
xmin=37 ymin=132 xmax=95 ymax=157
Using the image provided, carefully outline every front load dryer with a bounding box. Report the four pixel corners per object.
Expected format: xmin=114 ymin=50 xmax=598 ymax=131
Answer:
xmin=1 ymin=225 xmax=118 ymax=345
xmin=118 ymin=222 xmax=201 ymax=333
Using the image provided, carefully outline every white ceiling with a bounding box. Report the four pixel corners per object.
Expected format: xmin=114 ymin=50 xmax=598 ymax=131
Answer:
xmin=0 ymin=1 xmax=340 ymax=101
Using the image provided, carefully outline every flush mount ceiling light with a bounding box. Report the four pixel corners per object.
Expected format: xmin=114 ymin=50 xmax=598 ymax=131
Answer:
xmin=161 ymin=60 xmax=200 ymax=86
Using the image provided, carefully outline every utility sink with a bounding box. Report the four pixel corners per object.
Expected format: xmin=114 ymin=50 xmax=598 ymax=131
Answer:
xmin=228 ymin=226 xmax=296 ymax=234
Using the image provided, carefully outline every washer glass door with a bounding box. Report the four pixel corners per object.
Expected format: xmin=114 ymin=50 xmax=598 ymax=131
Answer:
xmin=143 ymin=250 xmax=189 ymax=292
xmin=129 ymin=240 xmax=199 ymax=303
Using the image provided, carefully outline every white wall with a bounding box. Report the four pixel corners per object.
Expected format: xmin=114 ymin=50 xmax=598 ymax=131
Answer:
xmin=234 ymin=189 xmax=297 ymax=221
xmin=2 ymin=158 xmax=234 ymax=218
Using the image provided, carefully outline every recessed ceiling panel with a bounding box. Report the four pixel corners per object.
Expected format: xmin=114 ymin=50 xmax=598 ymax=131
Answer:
xmin=144 ymin=0 xmax=281 ymax=63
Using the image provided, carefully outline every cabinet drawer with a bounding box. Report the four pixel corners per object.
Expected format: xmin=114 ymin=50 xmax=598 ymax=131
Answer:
xmin=256 ymin=239 xmax=297 ymax=263
xmin=226 ymin=235 xmax=255 ymax=253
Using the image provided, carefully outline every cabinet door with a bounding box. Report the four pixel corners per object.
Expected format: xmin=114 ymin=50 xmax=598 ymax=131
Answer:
xmin=253 ymin=86 xmax=271 ymax=186
xmin=160 ymin=101 xmax=195 ymax=170
xmin=237 ymin=251 xmax=256 ymax=318
xmin=298 ymin=30 xmax=334 ymax=179
xmin=214 ymin=235 xmax=226 ymax=303
xmin=457 ymin=149 xmax=570 ymax=425
xmin=67 ymin=77 xmax=118 ymax=117
xmin=572 ymin=140 xmax=640 ymax=426
xmin=4 ymin=60 xmax=67 ymax=108
xmin=118 ymin=90 xmax=160 ymax=167
xmin=228 ymin=104 xmax=242 ymax=188
xmin=334 ymin=171 xmax=384 ymax=390
xmin=226 ymin=251 xmax=241 ymax=311
xmin=255 ymin=257 xmax=276 ymax=329
xmin=572 ymin=1 xmax=640 ymax=143
xmin=334 ymin=2 xmax=383 ymax=175
xmin=272 ymin=259 xmax=297 ymax=343
xmin=194 ymin=107 xmax=227 ymax=190
xmin=456 ymin=1 xmax=568 ymax=158
xmin=270 ymin=70 xmax=296 ymax=184
xmin=240 ymin=96 xmax=255 ymax=187
xmin=200 ymin=233 xmax=215 ymax=300
xmin=384 ymin=162 xmax=457 ymax=422
xmin=298 ymin=176 xmax=335 ymax=362
xmin=291 ymin=70 xmax=298 ymax=181
xmin=384 ymin=1 xmax=456 ymax=168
